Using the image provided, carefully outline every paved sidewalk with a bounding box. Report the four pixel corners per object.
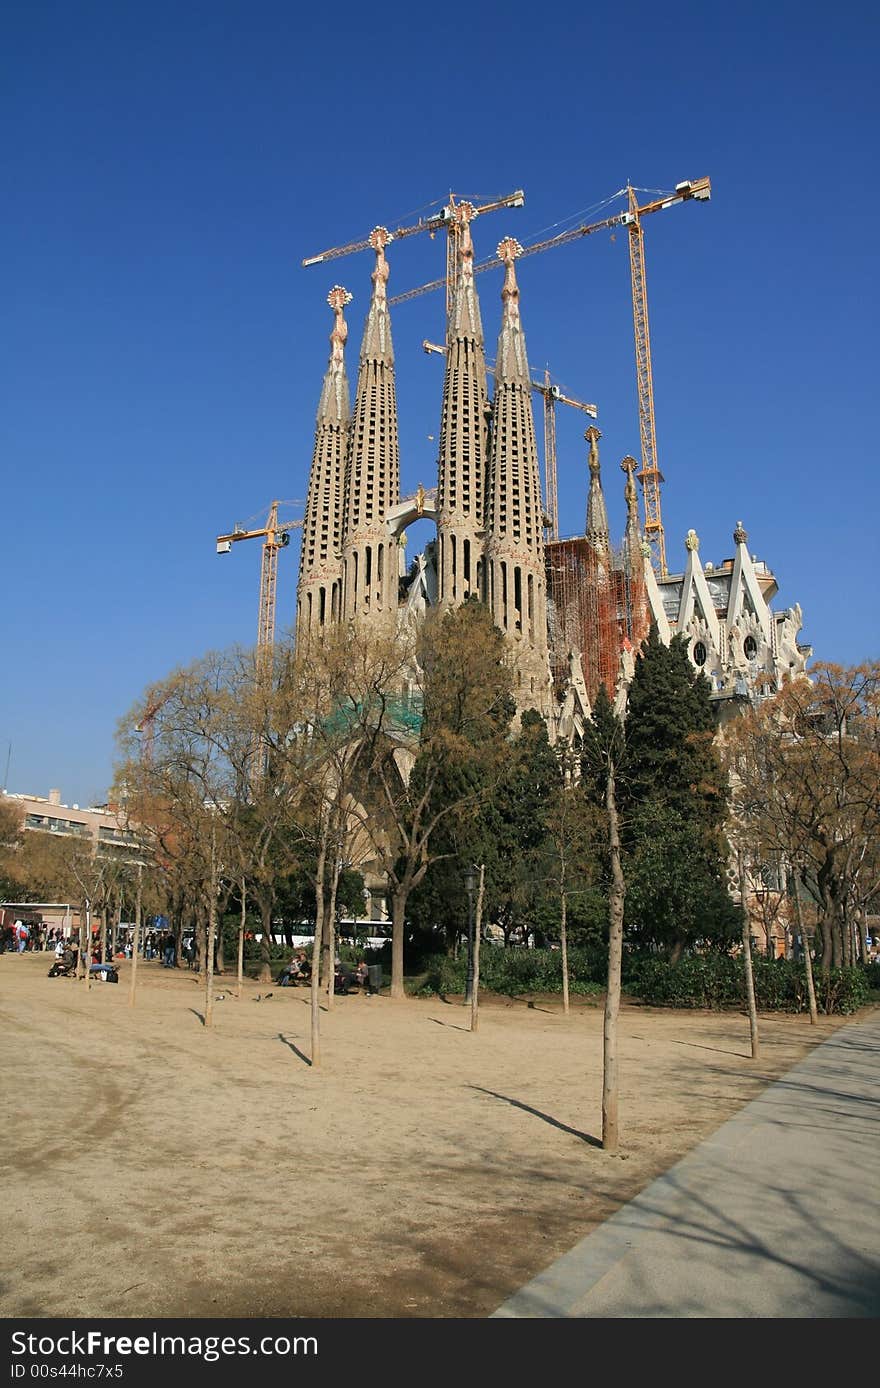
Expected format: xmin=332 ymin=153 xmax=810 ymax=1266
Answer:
xmin=493 ymin=1013 xmax=880 ymax=1318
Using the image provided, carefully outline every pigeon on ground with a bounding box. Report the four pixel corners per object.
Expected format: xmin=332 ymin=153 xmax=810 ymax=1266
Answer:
xmin=254 ymin=994 xmax=262 ymax=1002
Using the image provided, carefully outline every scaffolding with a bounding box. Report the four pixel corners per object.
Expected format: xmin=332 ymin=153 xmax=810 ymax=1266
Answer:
xmin=546 ymin=536 xmax=650 ymax=705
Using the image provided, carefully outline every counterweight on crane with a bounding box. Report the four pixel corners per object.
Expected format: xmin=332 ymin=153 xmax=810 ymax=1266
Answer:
xmin=216 ymin=501 xmax=303 ymax=661
xmin=421 ymin=342 xmax=597 ymax=540
xmin=401 ymin=178 xmax=711 ymax=572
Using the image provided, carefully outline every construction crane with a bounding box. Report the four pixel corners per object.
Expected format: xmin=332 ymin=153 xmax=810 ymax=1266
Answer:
xmin=399 ymin=178 xmax=711 ymax=572
xmin=216 ymin=501 xmax=303 ymax=660
xmin=133 ymin=686 xmax=170 ymax=765
xmin=421 ymin=342 xmax=597 ymax=540
xmin=301 ymin=189 xmax=525 ymax=330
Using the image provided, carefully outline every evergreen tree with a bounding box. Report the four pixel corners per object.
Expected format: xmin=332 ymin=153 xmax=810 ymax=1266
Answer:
xmin=621 ymin=626 xmax=738 ymax=957
xmin=481 ymin=710 xmax=561 ymax=946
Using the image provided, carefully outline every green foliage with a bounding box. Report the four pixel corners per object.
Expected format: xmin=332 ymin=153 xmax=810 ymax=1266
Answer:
xmin=613 ymin=627 xmax=737 ymax=956
xmin=623 ymin=804 xmax=741 ymax=954
xmin=622 ymin=628 xmax=725 ymax=824
xmin=480 ymin=711 xmax=563 ymax=942
xmin=417 ymin=597 xmax=515 ymax=744
xmin=861 ymin=960 xmax=880 ymax=994
xmin=416 ymin=945 xmax=606 ymax=998
xmin=624 ymin=954 xmax=870 ymax=1014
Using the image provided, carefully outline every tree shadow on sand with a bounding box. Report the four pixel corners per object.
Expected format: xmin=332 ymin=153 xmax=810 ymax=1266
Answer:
xmin=469 ymin=1085 xmax=602 ymax=1147
xmin=277 ymin=1032 xmax=312 ymax=1066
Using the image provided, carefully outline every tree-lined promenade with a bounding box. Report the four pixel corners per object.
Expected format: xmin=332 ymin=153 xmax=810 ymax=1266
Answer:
xmin=2 ymin=602 xmax=877 ymax=1150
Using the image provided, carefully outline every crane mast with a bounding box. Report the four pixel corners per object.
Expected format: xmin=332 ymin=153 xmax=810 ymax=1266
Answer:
xmin=626 ymin=184 xmax=665 ymax=574
xmin=216 ymin=500 xmax=303 ymax=665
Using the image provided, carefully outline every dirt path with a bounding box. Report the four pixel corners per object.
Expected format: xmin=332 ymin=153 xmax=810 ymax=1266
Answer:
xmin=0 ymin=952 xmax=855 ymax=1318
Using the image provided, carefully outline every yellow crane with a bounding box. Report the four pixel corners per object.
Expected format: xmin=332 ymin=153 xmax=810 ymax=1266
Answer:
xmin=133 ymin=685 xmax=171 ymax=765
xmin=421 ymin=342 xmax=597 ymax=540
xmin=301 ymin=189 xmax=525 ymax=331
xmin=216 ymin=501 xmax=303 ymax=659
xmin=399 ymin=178 xmax=711 ymax=573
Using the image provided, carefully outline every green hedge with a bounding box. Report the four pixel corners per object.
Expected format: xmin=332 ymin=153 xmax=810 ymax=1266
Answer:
xmin=416 ymin=946 xmax=871 ymax=1014
xmin=416 ymin=946 xmax=604 ymax=998
xmin=624 ymin=955 xmax=870 ymax=1015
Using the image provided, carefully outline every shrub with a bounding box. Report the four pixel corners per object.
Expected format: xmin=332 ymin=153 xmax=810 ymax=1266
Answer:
xmin=624 ymin=953 xmax=870 ymax=1015
xmin=415 ymin=946 xmax=604 ymax=998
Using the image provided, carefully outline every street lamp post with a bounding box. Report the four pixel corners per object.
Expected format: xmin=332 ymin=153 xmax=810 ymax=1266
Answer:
xmin=463 ymin=869 xmax=475 ymax=1004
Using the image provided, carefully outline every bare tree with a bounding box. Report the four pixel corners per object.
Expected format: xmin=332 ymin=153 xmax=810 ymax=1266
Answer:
xmin=724 ymin=663 xmax=880 ymax=973
xmin=582 ymin=686 xmax=627 ymax=1154
xmin=469 ymin=864 xmax=485 ymax=1033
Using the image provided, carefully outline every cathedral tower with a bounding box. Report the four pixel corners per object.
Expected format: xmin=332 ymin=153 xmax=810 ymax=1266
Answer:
xmin=296 ymin=285 xmax=352 ymax=646
xmin=342 ymin=227 xmax=400 ymax=625
xmin=585 ymin=425 xmax=610 ymax=553
xmin=484 ymin=238 xmax=550 ymax=714
xmin=436 ymin=202 xmax=490 ymax=607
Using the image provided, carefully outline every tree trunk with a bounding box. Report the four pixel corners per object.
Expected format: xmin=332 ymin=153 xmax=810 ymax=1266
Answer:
xmin=205 ymin=845 xmax=217 ymax=1029
xmin=390 ymin=883 xmax=408 ymax=1000
xmin=818 ymin=914 xmax=832 ymax=971
xmin=128 ymin=867 xmax=142 ymax=1008
xmin=81 ymin=900 xmax=92 ymax=989
xmin=325 ymin=860 xmax=341 ymax=1010
xmin=858 ymin=911 xmax=870 ymax=966
xmin=215 ymin=913 xmax=225 ymax=975
xmin=738 ymin=852 xmax=760 ymax=1059
xmin=196 ymin=911 xmax=207 ymax=976
xmin=258 ymin=898 xmax=273 ymax=983
xmin=560 ymin=888 xmax=570 ymax=1018
xmin=794 ymin=879 xmax=818 ymax=1025
xmin=602 ymin=764 xmax=625 ymax=1154
xmin=237 ymin=878 xmax=246 ymax=999
xmin=470 ymin=865 xmax=485 ymax=1034
xmin=310 ymin=832 xmax=328 ymax=1068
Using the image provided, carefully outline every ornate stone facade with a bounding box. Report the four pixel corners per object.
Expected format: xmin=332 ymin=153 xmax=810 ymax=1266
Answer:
xmin=297 ymin=223 xmax=808 ymax=731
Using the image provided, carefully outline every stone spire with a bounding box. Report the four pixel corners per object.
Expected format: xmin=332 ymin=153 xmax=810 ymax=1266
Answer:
xmin=621 ymin=454 xmax=641 ymax=548
xmin=584 ymin=426 xmax=609 ymax=553
xmin=342 ymin=228 xmax=400 ymax=624
xmin=621 ymin=453 xmax=649 ymax=648
xmin=296 ymin=285 xmax=352 ymax=646
xmin=485 ymin=238 xmax=550 ymax=715
xmin=436 ymin=202 xmax=490 ymax=607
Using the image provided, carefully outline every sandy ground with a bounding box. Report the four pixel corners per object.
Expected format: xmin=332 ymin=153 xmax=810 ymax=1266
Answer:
xmin=0 ymin=951 xmax=857 ymax=1319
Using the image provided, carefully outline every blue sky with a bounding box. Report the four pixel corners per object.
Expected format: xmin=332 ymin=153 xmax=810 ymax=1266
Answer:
xmin=2 ymin=0 xmax=877 ymax=807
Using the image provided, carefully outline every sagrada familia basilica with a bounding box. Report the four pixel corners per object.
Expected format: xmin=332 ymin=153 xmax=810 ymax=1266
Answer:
xmin=295 ymin=205 xmax=810 ymax=735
